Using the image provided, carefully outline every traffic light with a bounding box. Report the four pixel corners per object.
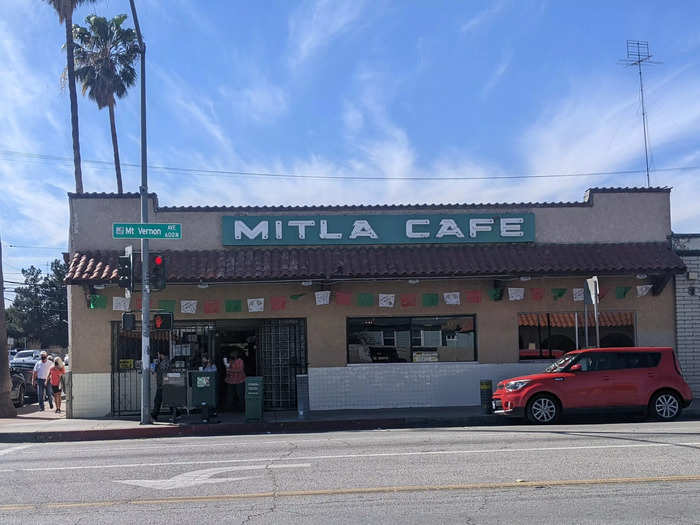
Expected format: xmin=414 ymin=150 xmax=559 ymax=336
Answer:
xmin=122 ymin=313 xmax=136 ymax=331
xmin=117 ymin=253 xmax=133 ymax=290
xmin=152 ymin=312 xmax=173 ymax=330
xmin=150 ymin=253 xmax=167 ymax=291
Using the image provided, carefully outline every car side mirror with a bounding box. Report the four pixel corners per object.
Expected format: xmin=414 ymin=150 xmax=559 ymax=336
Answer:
xmin=569 ymin=364 xmax=582 ymax=372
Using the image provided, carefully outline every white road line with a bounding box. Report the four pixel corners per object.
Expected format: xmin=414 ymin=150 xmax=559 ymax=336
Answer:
xmin=16 ymin=441 xmax=700 ymax=472
xmin=0 ymin=445 xmax=31 ymax=457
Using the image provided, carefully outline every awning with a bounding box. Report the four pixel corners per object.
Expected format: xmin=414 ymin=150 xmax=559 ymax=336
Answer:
xmin=64 ymin=242 xmax=685 ymax=284
xmin=518 ymin=312 xmax=635 ymax=328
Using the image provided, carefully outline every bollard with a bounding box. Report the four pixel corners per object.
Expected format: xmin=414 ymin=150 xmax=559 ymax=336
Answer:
xmin=480 ymin=379 xmax=493 ymax=414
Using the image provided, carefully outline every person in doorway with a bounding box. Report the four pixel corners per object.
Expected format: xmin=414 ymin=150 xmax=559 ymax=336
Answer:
xmin=224 ymin=350 xmax=246 ymax=410
xmin=32 ymin=351 xmax=53 ymax=411
xmin=199 ymin=354 xmax=217 ymax=372
xmin=151 ymin=350 xmax=170 ymax=421
xmin=48 ymin=357 xmax=66 ymax=413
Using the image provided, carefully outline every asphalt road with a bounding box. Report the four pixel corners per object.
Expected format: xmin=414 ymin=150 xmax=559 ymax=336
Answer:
xmin=1 ymin=419 xmax=699 ymax=524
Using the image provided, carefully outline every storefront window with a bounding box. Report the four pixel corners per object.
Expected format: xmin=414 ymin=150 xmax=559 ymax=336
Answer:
xmin=518 ymin=311 xmax=635 ymax=360
xmin=347 ymin=315 xmax=476 ymax=363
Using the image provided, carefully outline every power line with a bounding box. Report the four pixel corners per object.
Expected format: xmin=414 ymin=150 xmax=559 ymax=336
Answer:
xmin=0 ymin=149 xmax=699 ymax=182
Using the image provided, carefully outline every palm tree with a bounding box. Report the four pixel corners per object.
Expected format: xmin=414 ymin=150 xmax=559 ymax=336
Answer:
xmin=0 ymin=234 xmax=17 ymax=417
xmin=73 ymin=15 xmax=140 ymax=194
xmin=44 ymin=0 xmax=96 ymax=194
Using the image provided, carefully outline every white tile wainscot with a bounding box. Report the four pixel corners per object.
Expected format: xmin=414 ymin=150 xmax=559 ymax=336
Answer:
xmin=308 ymin=362 xmax=552 ymax=411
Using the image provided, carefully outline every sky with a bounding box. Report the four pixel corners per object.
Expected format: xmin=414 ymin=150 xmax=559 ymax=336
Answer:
xmin=2 ymin=0 xmax=700 ymax=306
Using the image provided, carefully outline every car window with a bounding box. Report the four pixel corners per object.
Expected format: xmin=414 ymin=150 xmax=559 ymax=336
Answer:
xmin=14 ymin=351 xmax=34 ymax=359
xmin=616 ymin=352 xmax=661 ymax=369
xmin=590 ymin=353 xmax=616 ymax=371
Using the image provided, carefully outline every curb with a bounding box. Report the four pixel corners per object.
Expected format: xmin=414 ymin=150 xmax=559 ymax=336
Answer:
xmin=0 ymin=415 xmax=499 ymax=443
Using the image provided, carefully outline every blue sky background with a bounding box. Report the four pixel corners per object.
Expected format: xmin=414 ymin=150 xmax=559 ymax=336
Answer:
xmin=3 ymin=0 xmax=700 ymax=305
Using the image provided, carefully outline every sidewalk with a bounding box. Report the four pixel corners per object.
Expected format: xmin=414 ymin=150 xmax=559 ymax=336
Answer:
xmin=1 ymin=403 xmax=698 ymax=443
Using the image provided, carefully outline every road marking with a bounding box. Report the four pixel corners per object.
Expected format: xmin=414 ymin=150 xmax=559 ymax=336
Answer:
xmin=1 ymin=475 xmax=699 ymax=511
xmin=0 ymin=445 xmax=31 ymax=457
xmin=115 ymin=463 xmax=311 ymax=490
xmin=16 ymin=441 xmax=700 ymax=472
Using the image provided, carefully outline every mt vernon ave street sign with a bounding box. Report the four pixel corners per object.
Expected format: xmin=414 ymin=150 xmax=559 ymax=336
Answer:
xmin=113 ymin=223 xmax=182 ymax=239
xmin=222 ymin=213 xmax=534 ymax=246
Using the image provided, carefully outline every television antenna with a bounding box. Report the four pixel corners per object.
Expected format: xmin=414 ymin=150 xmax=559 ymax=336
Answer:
xmin=619 ymin=40 xmax=661 ymax=187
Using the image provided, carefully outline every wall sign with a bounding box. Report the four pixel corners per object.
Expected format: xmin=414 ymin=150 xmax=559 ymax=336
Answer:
xmin=222 ymin=213 xmax=534 ymax=246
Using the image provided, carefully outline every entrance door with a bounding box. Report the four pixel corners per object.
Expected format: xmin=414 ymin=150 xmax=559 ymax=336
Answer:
xmin=257 ymin=319 xmax=307 ymax=410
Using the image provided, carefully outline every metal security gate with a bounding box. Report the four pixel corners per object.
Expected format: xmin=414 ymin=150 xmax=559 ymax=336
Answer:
xmin=110 ymin=322 xmax=215 ymax=416
xmin=257 ymin=319 xmax=307 ymax=410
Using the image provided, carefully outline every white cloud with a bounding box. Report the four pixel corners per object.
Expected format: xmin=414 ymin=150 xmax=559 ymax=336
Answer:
xmin=225 ymin=80 xmax=289 ymax=124
xmin=482 ymin=50 xmax=512 ymax=96
xmin=288 ymin=0 xmax=367 ymax=67
xmin=461 ymin=1 xmax=506 ymax=35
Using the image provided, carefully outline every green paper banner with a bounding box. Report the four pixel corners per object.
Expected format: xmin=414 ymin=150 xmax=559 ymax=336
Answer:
xmin=615 ymin=286 xmax=631 ymax=299
xmin=357 ymin=293 xmax=374 ymax=307
xmin=289 ymin=293 xmax=306 ymax=301
xmin=552 ymin=288 xmax=567 ymax=300
xmin=225 ymin=299 xmax=242 ymax=312
xmin=88 ymin=295 xmax=107 ymax=309
xmin=158 ymin=299 xmax=176 ymax=313
xmin=422 ymin=293 xmax=439 ymax=307
xmin=487 ymin=289 xmax=504 ymax=301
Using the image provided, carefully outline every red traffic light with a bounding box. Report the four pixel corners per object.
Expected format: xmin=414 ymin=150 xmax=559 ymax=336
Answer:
xmin=154 ymin=255 xmax=163 ymax=266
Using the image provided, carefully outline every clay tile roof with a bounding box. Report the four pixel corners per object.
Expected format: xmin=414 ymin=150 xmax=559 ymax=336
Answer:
xmin=64 ymin=242 xmax=684 ymax=284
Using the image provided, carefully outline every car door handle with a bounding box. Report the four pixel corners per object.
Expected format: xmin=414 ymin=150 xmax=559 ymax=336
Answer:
xmin=602 ymin=376 xmax=611 ymax=381
xmin=554 ymin=377 xmax=565 ymax=381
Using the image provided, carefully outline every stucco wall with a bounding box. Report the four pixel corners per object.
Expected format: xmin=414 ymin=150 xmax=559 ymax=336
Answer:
xmin=68 ymin=190 xmax=672 ymax=252
xmin=67 ymin=274 xmax=675 ymax=374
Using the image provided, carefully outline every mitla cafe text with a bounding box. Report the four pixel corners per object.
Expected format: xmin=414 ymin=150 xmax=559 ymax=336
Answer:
xmin=222 ymin=213 xmax=535 ymax=246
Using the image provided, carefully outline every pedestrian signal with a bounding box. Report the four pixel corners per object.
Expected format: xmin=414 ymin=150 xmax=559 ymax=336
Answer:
xmin=152 ymin=312 xmax=173 ymax=330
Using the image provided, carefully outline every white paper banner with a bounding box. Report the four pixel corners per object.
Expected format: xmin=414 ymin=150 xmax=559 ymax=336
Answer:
xmin=573 ymin=288 xmax=584 ymax=302
xmin=113 ymin=296 xmax=130 ymax=311
xmin=443 ymin=292 xmax=461 ymax=305
xmin=508 ymin=287 xmax=525 ymax=301
xmin=378 ymin=293 xmax=395 ymax=308
xmin=247 ymin=298 xmax=265 ymax=312
xmin=637 ymin=284 xmax=653 ymax=297
xmin=315 ymin=291 xmax=331 ymax=305
xmin=181 ymin=300 xmax=197 ymax=314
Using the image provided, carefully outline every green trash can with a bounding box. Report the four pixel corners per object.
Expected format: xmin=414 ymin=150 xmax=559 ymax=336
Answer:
xmin=245 ymin=377 xmax=264 ymax=422
xmin=190 ymin=371 xmax=217 ymax=410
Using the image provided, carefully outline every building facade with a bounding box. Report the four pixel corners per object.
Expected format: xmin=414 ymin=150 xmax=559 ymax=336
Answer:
xmin=64 ymin=187 xmax=685 ymax=418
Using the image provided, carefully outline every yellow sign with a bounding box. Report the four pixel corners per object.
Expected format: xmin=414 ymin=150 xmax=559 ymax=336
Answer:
xmin=119 ymin=359 xmax=134 ymax=370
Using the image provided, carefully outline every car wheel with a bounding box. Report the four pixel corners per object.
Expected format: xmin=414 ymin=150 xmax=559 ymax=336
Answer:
xmin=526 ymin=394 xmax=560 ymax=424
xmin=650 ymin=391 xmax=681 ymax=421
xmin=13 ymin=384 xmax=24 ymax=408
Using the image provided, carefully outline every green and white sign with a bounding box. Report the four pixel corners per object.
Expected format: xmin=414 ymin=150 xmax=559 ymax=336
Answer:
xmin=222 ymin=213 xmax=534 ymax=246
xmin=113 ymin=223 xmax=182 ymax=239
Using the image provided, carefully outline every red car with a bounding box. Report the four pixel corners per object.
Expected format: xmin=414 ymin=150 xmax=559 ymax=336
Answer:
xmin=492 ymin=347 xmax=693 ymax=424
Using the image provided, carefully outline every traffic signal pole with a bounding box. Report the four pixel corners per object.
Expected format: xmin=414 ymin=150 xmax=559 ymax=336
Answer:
xmin=129 ymin=0 xmax=151 ymax=425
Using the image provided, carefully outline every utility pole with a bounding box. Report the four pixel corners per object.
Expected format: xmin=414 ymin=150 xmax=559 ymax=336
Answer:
xmin=129 ymin=0 xmax=151 ymax=425
xmin=620 ymin=40 xmax=660 ymax=188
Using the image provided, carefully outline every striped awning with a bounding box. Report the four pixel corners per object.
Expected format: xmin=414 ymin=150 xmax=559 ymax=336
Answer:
xmin=518 ymin=312 xmax=634 ymax=328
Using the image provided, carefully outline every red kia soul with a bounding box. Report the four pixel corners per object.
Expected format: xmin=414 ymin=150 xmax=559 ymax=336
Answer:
xmin=492 ymin=347 xmax=693 ymax=424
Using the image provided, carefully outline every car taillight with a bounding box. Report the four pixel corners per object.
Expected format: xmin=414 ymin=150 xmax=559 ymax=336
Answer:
xmin=672 ymin=352 xmax=683 ymax=376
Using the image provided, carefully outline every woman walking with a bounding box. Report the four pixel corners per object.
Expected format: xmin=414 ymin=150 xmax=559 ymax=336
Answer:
xmin=48 ymin=357 xmax=66 ymax=414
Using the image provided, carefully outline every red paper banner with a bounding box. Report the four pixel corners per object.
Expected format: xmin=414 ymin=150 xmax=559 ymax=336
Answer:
xmin=464 ymin=290 xmax=482 ymax=303
xmin=270 ymin=296 xmax=287 ymax=311
xmin=599 ymin=287 xmax=610 ymax=300
xmin=335 ymin=292 xmax=352 ymax=305
xmin=530 ymin=288 xmax=545 ymax=301
xmin=204 ymin=300 xmax=220 ymax=314
xmin=400 ymin=294 xmax=417 ymax=307
xmin=133 ymin=297 xmax=156 ymax=310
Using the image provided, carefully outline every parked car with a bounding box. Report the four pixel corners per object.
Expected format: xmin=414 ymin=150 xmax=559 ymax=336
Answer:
xmin=9 ymin=366 xmax=26 ymax=408
xmin=10 ymin=349 xmax=42 ymax=398
xmin=492 ymin=347 xmax=693 ymax=424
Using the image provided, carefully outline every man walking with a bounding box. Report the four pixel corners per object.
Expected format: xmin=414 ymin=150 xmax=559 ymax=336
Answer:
xmin=32 ymin=351 xmax=53 ymax=411
xmin=151 ymin=349 xmax=169 ymax=422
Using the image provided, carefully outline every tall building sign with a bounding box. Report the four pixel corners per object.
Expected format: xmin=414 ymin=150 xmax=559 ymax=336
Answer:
xmin=222 ymin=213 xmax=535 ymax=246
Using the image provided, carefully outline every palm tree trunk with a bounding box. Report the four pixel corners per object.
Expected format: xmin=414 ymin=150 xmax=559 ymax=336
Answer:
xmin=65 ymin=13 xmax=84 ymax=194
xmin=108 ymin=104 xmax=123 ymax=194
xmin=0 ymin=233 xmax=18 ymax=417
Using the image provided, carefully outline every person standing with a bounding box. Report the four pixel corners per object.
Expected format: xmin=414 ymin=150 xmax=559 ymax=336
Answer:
xmin=224 ymin=350 xmax=246 ymax=411
xmin=48 ymin=357 xmax=66 ymax=413
xmin=151 ymin=349 xmax=170 ymax=422
xmin=198 ymin=354 xmax=217 ymax=372
xmin=32 ymin=351 xmax=53 ymax=411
